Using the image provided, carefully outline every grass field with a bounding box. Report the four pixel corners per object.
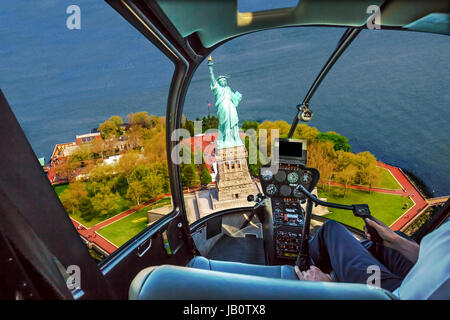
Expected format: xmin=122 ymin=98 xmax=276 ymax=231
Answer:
xmin=317 ymin=186 xmax=413 ymax=230
xmin=374 ymin=167 xmax=401 ymax=190
xmin=98 ymin=198 xmax=172 ymax=247
xmin=54 ymin=183 xmax=69 ymax=197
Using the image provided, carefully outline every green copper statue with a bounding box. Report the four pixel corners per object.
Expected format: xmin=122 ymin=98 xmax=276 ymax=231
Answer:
xmin=208 ymin=56 xmax=243 ymax=149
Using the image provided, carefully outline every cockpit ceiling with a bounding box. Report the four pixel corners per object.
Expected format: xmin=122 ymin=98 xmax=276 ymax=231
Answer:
xmin=155 ymin=0 xmax=449 ymax=48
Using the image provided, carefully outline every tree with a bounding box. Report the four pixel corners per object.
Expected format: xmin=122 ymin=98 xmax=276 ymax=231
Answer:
xmin=181 ymin=163 xmax=200 ymax=188
xmin=59 ymin=181 xmax=88 ymax=214
xmin=55 ymin=157 xmax=79 ymax=182
xmin=128 ymin=111 xmax=153 ymax=129
xmin=316 ymin=132 xmax=351 ymax=152
xmin=88 ymin=163 xmax=115 ymax=185
xmin=335 ymin=164 xmax=358 ymax=197
xmin=241 ymin=120 xmax=259 ymax=132
xmin=126 ymin=125 xmax=144 ymax=150
xmin=142 ymin=173 xmax=164 ymax=199
xmin=182 ymin=119 xmax=195 ymax=137
xmin=99 ymin=120 xmax=119 ymax=139
xmin=70 ymin=144 xmax=92 ymax=163
xmin=200 ymin=165 xmax=212 ymax=185
xmin=293 ymin=123 xmax=320 ymax=143
xmin=143 ymin=130 xmax=166 ymax=162
xmin=126 ymin=180 xmax=146 ymax=205
xmin=91 ymin=138 xmax=106 ymax=159
xmin=78 ymin=198 xmax=95 ymax=221
xmin=307 ymin=141 xmax=336 ymax=187
xmin=355 ymin=152 xmax=381 ymax=192
xmin=126 ymin=165 xmax=160 ymax=205
xmin=91 ymin=185 xmax=121 ymax=216
xmin=117 ymin=151 xmax=141 ymax=183
xmin=335 ymin=150 xmax=358 ymax=172
xmin=202 ymin=115 xmax=219 ymax=132
xmin=108 ymin=115 xmax=123 ymax=126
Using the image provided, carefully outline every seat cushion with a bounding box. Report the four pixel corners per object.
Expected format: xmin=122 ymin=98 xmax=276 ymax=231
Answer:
xmin=187 ymin=256 xmax=298 ymax=280
xmin=129 ymin=264 xmax=396 ymax=300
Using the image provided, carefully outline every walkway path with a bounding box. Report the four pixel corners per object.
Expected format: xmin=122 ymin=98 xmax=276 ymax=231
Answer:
xmin=328 ymin=162 xmax=428 ymax=231
xmin=377 ymin=162 xmax=428 ymax=231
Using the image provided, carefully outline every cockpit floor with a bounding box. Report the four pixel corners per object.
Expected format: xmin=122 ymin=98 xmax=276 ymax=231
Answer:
xmin=206 ymin=234 xmax=265 ymax=265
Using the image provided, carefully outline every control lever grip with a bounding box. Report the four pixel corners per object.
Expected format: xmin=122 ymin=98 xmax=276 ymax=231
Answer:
xmin=352 ymin=205 xmax=382 ymax=243
xmin=363 ymin=216 xmax=383 ymax=243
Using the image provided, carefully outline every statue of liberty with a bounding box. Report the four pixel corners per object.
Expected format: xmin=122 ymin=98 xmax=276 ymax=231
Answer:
xmin=208 ymin=56 xmax=243 ymax=149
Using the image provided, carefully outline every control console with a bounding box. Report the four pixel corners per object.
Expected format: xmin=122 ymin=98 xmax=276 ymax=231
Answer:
xmin=259 ymin=138 xmax=319 ymax=261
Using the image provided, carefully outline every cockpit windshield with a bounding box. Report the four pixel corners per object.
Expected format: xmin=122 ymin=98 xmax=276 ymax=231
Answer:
xmin=182 ymin=26 xmax=450 ymax=231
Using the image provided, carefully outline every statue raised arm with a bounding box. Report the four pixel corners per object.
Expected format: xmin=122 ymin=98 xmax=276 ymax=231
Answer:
xmin=208 ymin=56 xmax=216 ymax=85
xmin=207 ymin=57 xmax=243 ymax=149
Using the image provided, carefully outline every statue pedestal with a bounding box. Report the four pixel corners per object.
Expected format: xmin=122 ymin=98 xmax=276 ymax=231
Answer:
xmin=212 ymin=145 xmax=257 ymax=210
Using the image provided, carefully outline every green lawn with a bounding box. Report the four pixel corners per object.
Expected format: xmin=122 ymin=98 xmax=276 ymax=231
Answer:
xmin=97 ymin=198 xmax=172 ymax=247
xmin=318 ymin=186 xmax=413 ymax=230
xmin=374 ymin=167 xmax=401 ymax=190
xmin=54 ymin=184 xmax=69 ymax=197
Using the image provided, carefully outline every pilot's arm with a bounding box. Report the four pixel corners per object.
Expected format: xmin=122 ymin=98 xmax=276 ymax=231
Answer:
xmin=365 ymin=218 xmax=419 ymax=263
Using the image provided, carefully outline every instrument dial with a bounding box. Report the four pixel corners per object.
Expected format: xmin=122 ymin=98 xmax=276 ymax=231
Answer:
xmin=287 ymin=172 xmax=299 ymax=184
xmin=293 ymin=187 xmax=303 ymax=198
xmin=261 ymin=169 xmax=273 ymax=181
xmin=274 ymin=170 xmax=286 ymax=182
xmin=280 ymin=185 xmax=292 ymax=197
xmin=266 ymin=184 xmax=277 ymax=196
xmin=301 ymin=171 xmax=312 ymax=184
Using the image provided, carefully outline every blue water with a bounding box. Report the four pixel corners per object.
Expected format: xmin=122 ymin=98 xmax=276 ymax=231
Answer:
xmin=1 ymin=1 xmax=449 ymax=196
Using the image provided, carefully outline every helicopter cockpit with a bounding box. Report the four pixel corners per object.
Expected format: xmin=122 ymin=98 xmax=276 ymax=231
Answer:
xmin=0 ymin=0 xmax=449 ymax=303
xmin=128 ymin=137 xmax=397 ymax=300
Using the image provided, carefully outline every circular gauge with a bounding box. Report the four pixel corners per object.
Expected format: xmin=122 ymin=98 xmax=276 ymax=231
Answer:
xmin=293 ymin=187 xmax=304 ymax=198
xmin=261 ymin=169 xmax=273 ymax=181
xmin=274 ymin=170 xmax=286 ymax=182
xmin=287 ymin=172 xmax=299 ymax=184
xmin=280 ymin=185 xmax=291 ymax=197
xmin=301 ymin=171 xmax=312 ymax=184
xmin=265 ymin=184 xmax=277 ymax=196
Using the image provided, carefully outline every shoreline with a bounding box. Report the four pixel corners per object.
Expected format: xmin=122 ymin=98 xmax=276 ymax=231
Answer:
xmin=401 ymin=168 xmax=433 ymax=198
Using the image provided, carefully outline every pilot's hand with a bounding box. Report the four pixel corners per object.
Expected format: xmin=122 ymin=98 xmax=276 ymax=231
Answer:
xmin=364 ymin=217 xmax=399 ymax=249
xmin=295 ymin=265 xmax=333 ymax=282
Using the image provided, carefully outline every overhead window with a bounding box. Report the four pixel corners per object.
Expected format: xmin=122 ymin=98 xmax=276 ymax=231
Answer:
xmin=238 ymin=0 xmax=299 ymax=12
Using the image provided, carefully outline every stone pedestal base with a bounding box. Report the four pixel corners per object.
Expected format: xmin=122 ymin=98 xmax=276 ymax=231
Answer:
xmin=214 ymin=145 xmax=256 ymax=205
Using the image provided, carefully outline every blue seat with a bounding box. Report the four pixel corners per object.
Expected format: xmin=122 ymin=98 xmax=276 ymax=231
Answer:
xmin=129 ymin=259 xmax=396 ymax=300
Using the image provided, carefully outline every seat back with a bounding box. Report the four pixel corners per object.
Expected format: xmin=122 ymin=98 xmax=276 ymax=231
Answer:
xmin=130 ymin=265 xmax=397 ymax=300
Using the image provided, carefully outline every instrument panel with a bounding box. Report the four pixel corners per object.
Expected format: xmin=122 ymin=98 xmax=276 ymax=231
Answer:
xmin=259 ymin=164 xmax=319 ymax=200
